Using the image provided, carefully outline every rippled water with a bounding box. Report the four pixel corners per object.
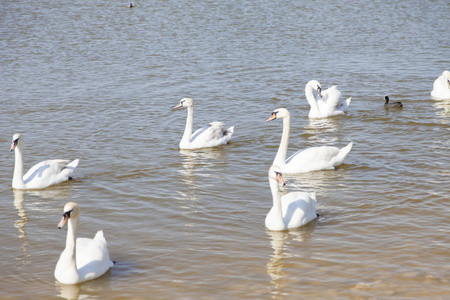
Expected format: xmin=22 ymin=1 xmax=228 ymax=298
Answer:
xmin=1 ymin=0 xmax=449 ymax=299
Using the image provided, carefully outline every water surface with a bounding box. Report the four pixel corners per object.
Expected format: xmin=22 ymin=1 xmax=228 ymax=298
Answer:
xmin=1 ymin=0 xmax=449 ymax=299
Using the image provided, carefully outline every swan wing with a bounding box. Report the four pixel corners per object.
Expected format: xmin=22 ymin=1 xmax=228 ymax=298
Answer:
xmin=283 ymin=146 xmax=341 ymax=173
xmin=431 ymin=71 xmax=450 ymax=100
xmin=23 ymin=159 xmax=79 ymax=189
xmin=281 ymin=191 xmax=317 ymax=229
xmin=315 ymin=86 xmax=350 ymax=117
xmin=189 ymin=122 xmax=234 ymax=148
xmin=76 ymin=231 xmax=113 ymax=282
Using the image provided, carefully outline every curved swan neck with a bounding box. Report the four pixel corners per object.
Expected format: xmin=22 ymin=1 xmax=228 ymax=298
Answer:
xmin=305 ymin=83 xmax=319 ymax=111
xmin=12 ymin=144 xmax=25 ymax=188
xmin=274 ymin=115 xmax=290 ymax=166
xmin=181 ymin=106 xmax=194 ymax=145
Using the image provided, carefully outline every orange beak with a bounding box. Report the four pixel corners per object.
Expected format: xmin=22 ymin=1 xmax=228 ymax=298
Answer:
xmin=58 ymin=214 xmax=69 ymax=229
xmin=276 ymin=172 xmax=286 ymax=186
xmin=266 ymin=113 xmax=277 ymax=122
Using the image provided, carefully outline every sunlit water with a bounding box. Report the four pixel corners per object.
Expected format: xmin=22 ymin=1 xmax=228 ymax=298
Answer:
xmin=1 ymin=0 xmax=449 ymax=299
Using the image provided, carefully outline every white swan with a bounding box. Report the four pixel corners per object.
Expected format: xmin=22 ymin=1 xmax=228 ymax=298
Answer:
xmin=10 ymin=134 xmax=79 ymax=189
xmin=266 ymin=108 xmax=353 ymax=173
xmin=431 ymin=70 xmax=450 ymax=100
xmin=55 ymin=202 xmax=114 ymax=284
xmin=173 ymin=98 xmax=234 ymax=150
xmin=305 ymin=80 xmax=351 ymax=118
xmin=265 ymin=165 xmax=317 ymax=231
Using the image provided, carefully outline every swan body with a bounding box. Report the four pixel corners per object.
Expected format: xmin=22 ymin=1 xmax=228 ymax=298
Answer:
xmin=384 ymin=96 xmax=403 ymax=108
xmin=266 ymin=108 xmax=352 ymax=173
xmin=10 ymin=134 xmax=79 ymax=189
xmin=55 ymin=202 xmax=113 ymax=285
xmin=431 ymin=71 xmax=450 ymax=100
xmin=265 ymin=165 xmax=317 ymax=231
xmin=173 ymin=98 xmax=234 ymax=150
xmin=305 ymin=80 xmax=351 ymax=118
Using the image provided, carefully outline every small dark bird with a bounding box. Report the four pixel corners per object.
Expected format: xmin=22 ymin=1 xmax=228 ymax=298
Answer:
xmin=128 ymin=2 xmax=134 ymax=8
xmin=384 ymin=96 xmax=403 ymax=108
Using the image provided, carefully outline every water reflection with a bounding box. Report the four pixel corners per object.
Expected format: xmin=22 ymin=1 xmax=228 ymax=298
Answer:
xmin=176 ymin=148 xmax=227 ymax=224
xmin=57 ymin=284 xmax=80 ymax=300
xmin=433 ymin=99 xmax=450 ymax=123
xmin=178 ymin=148 xmax=226 ymax=187
xmin=13 ymin=189 xmax=28 ymax=242
xmin=266 ymin=229 xmax=314 ymax=299
xmin=13 ymin=186 xmax=74 ymax=257
xmin=56 ymin=273 xmax=113 ymax=300
xmin=282 ymin=168 xmax=349 ymax=196
xmin=303 ymin=118 xmax=342 ymax=144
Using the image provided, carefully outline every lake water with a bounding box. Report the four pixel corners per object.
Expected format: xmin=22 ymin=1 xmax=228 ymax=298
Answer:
xmin=1 ymin=0 xmax=449 ymax=299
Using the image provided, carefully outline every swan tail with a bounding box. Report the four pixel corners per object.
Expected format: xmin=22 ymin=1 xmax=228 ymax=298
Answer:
xmin=334 ymin=142 xmax=353 ymax=166
xmin=60 ymin=159 xmax=79 ymax=179
xmin=94 ymin=230 xmax=106 ymax=242
xmin=224 ymin=126 xmax=235 ymax=137
xmin=344 ymin=97 xmax=351 ymax=107
xmin=67 ymin=159 xmax=80 ymax=168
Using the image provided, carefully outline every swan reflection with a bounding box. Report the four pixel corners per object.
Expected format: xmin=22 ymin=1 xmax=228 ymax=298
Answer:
xmin=433 ymin=99 xmax=450 ymax=123
xmin=57 ymin=283 xmax=80 ymax=300
xmin=56 ymin=273 xmax=113 ymax=300
xmin=303 ymin=118 xmax=341 ymax=144
xmin=178 ymin=148 xmax=226 ymax=186
xmin=282 ymin=167 xmax=350 ymax=197
xmin=13 ymin=185 xmax=74 ymax=257
xmin=266 ymin=229 xmax=314 ymax=298
xmin=13 ymin=189 xmax=28 ymax=240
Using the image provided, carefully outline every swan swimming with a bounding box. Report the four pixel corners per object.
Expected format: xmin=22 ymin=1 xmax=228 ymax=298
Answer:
xmin=266 ymin=108 xmax=353 ymax=173
xmin=384 ymin=96 xmax=403 ymax=108
xmin=265 ymin=165 xmax=317 ymax=231
xmin=173 ymin=98 xmax=234 ymax=150
xmin=55 ymin=202 xmax=114 ymax=284
xmin=10 ymin=134 xmax=79 ymax=189
xmin=431 ymin=70 xmax=450 ymax=100
xmin=305 ymin=80 xmax=351 ymax=118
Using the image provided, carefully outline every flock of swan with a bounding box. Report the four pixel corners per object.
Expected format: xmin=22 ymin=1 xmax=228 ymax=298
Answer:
xmin=9 ymin=71 xmax=450 ymax=285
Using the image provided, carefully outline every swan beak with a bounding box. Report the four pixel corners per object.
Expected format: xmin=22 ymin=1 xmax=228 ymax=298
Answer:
xmin=10 ymin=140 xmax=18 ymax=151
xmin=58 ymin=214 xmax=69 ymax=229
xmin=266 ymin=112 xmax=277 ymax=122
xmin=276 ymin=172 xmax=286 ymax=186
xmin=317 ymin=86 xmax=323 ymax=98
xmin=172 ymin=103 xmax=182 ymax=110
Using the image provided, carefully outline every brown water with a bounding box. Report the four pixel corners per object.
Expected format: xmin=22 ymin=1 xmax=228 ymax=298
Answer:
xmin=1 ymin=0 xmax=449 ymax=299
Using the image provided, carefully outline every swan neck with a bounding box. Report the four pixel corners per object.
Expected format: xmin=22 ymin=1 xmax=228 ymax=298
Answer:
xmin=64 ymin=217 xmax=79 ymax=273
xmin=12 ymin=144 xmax=25 ymax=188
xmin=305 ymin=84 xmax=319 ymax=110
xmin=181 ymin=106 xmax=194 ymax=144
xmin=274 ymin=116 xmax=290 ymax=166
xmin=269 ymin=178 xmax=283 ymax=222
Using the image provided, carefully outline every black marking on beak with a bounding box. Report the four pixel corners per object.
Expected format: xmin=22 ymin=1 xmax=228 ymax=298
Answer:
xmin=266 ymin=111 xmax=279 ymax=122
xmin=275 ymin=171 xmax=286 ymax=186
xmin=10 ymin=138 xmax=19 ymax=151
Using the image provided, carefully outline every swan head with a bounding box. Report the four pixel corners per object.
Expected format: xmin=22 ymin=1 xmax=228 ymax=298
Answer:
xmin=306 ymin=80 xmax=322 ymax=97
xmin=266 ymin=108 xmax=290 ymax=122
xmin=268 ymin=165 xmax=286 ymax=186
xmin=10 ymin=133 xmax=22 ymax=151
xmin=58 ymin=202 xmax=80 ymax=229
xmin=173 ymin=97 xmax=194 ymax=110
xmin=385 ymin=96 xmax=390 ymax=104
